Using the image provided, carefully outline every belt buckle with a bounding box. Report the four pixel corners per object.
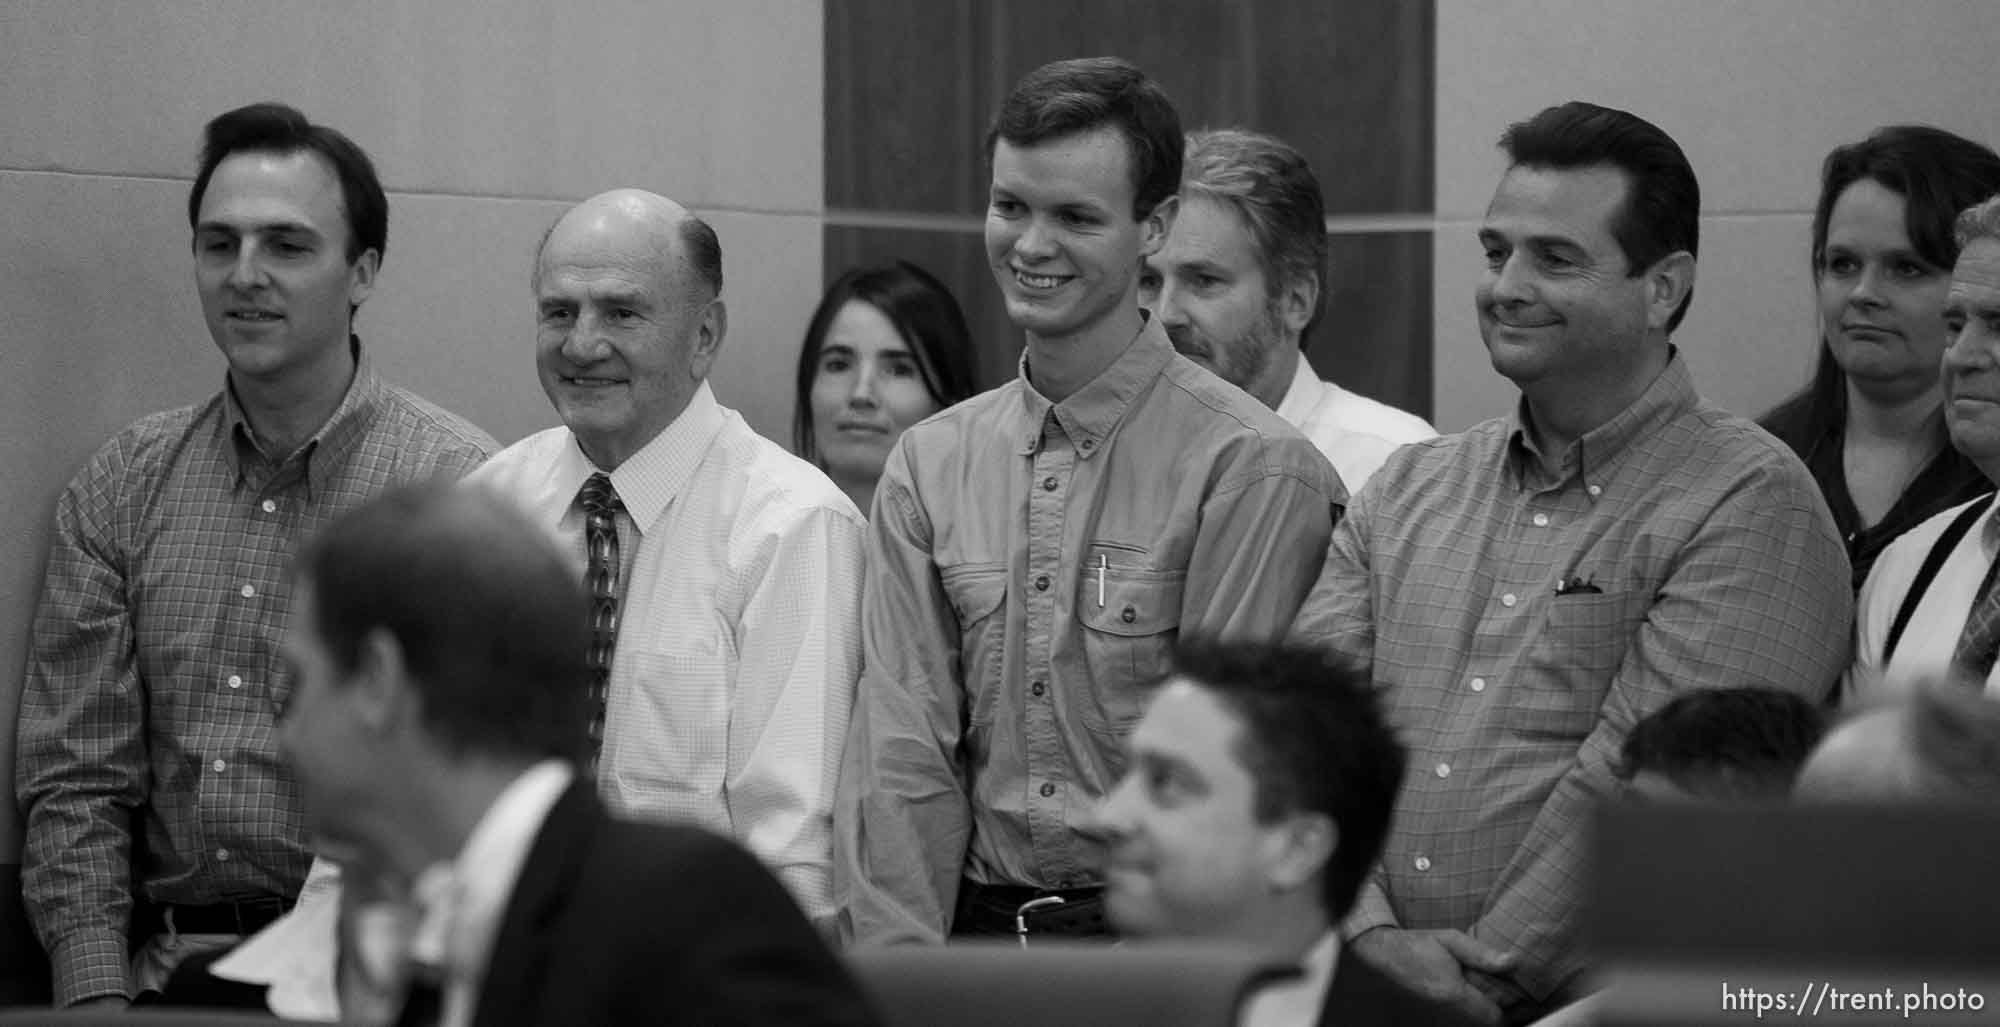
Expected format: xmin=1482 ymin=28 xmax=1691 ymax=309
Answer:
xmin=1013 ymin=895 xmax=1067 ymax=949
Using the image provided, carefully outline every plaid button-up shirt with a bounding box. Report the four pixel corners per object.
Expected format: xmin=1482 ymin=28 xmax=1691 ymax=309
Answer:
xmin=1291 ymin=353 xmax=1851 ymax=1002
xmin=17 ymin=346 xmax=494 ymax=1004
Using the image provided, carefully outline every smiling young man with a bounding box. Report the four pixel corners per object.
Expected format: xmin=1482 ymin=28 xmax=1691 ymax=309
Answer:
xmin=1288 ymin=102 xmax=1851 ymax=1024
xmin=15 ymin=102 xmax=496 ymax=1008
xmin=834 ymin=58 xmax=1344 ymax=946
xmin=468 ymin=189 xmax=864 ymax=924
xmin=1141 ymin=129 xmax=1435 ymax=489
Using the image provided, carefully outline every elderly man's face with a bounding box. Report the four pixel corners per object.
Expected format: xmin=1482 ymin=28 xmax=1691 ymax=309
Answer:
xmin=1943 ymin=237 xmax=2000 ymax=467
xmin=535 ymin=217 xmax=719 ymax=470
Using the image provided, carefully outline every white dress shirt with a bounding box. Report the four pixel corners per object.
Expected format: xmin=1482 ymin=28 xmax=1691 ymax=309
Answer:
xmin=468 ymin=382 xmax=865 ymax=920
xmin=1851 ymin=493 xmax=2000 ymax=701
xmin=1273 ymin=360 xmax=1436 ymax=490
xmin=1239 ymin=931 xmax=1340 ymax=1027
xmin=419 ymin=760 xmax=574 ymax=1027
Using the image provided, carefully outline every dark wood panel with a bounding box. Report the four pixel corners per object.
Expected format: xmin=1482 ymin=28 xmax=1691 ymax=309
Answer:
xmin=1308 ymin=231 xmax=1433 ymax=422
xmin=825 ymin=0 xmax=984 ymax=213
xmin=823 ymin=226 xmax=1019 ymax=395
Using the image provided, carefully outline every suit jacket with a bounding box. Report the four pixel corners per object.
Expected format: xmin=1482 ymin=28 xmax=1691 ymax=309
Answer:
xmin=469 ymin=782 xmax=877 ymax=1027
xmin=1318 ymin=951 xmax=1483 ymax=1027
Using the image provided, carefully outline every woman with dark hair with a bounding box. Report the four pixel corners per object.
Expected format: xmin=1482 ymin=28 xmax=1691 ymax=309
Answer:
xmin=1761 ymin=125 xmax=2000 ymax=588
xmin=794 ymin=260 xmax=977 ymax=516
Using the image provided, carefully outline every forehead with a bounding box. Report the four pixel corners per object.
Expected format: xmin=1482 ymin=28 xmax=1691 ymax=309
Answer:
xmin=1825 ymin=179 xmax=1912 ymax=246
xmin=826 ymin=300 xmax=906 ymax=353
xmin=1951 ymin=238 xmax=2000 ymax=302
xmin=1156 ymin=195 xmax=1261 ymax=270
xmin=198 ymin=149 xmax=350 ymax=239
xmin=1482 ymin=162 xmax=1631 ymax=249
xmin=1131 ymin=678 xmax=1249 ymax=770
xmin=991 ymin=126 xmax=1138 ymax=216
xmin=537 ymin=222 xmax=679 ymax=302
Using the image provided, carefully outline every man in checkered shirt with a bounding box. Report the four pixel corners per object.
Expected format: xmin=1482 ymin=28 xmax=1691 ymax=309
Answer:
xmin=15 ymin=102 xmax=494 ymax=1008
xmin=1290 ymin=101 xmax=1851 ymax=1024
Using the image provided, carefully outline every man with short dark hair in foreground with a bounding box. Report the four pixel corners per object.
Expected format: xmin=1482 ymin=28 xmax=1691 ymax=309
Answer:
xmin=1088 ymin=640 xmax=1478 ymax=1027
xmin=274 ymin=482 xmax=876 ymax=1026
xmin=1613 ymin=687 xmax=1826 ymax=802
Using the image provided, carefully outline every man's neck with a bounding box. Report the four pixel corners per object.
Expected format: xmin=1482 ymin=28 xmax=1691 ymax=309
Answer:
xmin=1251 ymin=344 xmax=1304 ymax=412
xmin=382 ymin=756 xmax=539 ymax=884
xmin=1024 ymin=306 xmax=1145 ymax=403
xmin=1845 ymin=377 xmax=1943 ymax=442
xmin=1519 ymin=343 xmax=1670 ymax=455
xmin=232 ymin=338 xmax=357 ymax=458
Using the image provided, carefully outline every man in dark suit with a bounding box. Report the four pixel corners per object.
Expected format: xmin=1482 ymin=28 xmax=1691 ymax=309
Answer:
xmin=271 ymin=480 xmax=877 ymax=1027
xmin=1085 ymin=640 xmax=1482 ymax=1027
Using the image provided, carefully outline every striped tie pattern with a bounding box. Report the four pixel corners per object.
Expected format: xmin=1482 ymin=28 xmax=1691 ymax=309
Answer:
xmin=578 ymin=472 xmax=622 ymax=772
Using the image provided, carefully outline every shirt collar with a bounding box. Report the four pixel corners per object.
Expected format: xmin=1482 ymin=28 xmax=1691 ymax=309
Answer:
xmin=1240 ymin=931 xmax=1341 ymax=1027
xmin=1273 ymin=356 xmax=1321 ymax=428
xmin=1506 ymin=346 xmax=1697 ymax=494
xmin=433 ymin=760 xmax=574 ymax=993
xmin=552 ymin=380 xmax=726 ymax=533
xmin=218 ymin=336 xmax=383 ymax=492
xmin=1014 ymin=313 xmax=1174 ymax=457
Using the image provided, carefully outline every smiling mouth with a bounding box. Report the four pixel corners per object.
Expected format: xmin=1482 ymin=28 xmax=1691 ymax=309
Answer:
xmin=1013 ymin=268 xmax=1073 ymax=291
xmin=227 ymin=310 xmax=283 ymax=322
xmin=834 ymin=422 xmax=889 ymax=435
xmin=565 ymin=376 xmax=625 ymax=387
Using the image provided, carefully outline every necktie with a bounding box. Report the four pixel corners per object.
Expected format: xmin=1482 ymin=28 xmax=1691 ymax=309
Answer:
xmin=1951 ymin=556 xmax=2000 ymax=681
xmin=578 ymin=473 xmax=623 ymax=772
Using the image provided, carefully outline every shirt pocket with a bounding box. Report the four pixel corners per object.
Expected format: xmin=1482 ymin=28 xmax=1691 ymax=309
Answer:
xmin=940 ymin=562 xmax=1008 ymax=728
xmin=1075 ymin=555 xmax=1185 ymax=734
xmin=1506 ymin=591 xmax=1635 ymax=739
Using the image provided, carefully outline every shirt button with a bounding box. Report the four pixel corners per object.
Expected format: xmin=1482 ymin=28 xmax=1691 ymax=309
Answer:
xmin=1035 ymin=575 xmax=1050 ymax=591
xmin=215 ymin=848 xmax=231 ymax=862
xmin=1121 ymin=606 xmax=1137 ymax=624
xmin=240 ymin=584 xmax=256 ymax=599
xmin=1413 ymin=855 xmax=1431 ymax=872
xmin=1039 ymin=782 xmax=1056 ymax=798
xmin=1080 ymin=439 xmax=1094 ymax=451
xmin=1533 ymin=512 xmax=1549 ymax=527
xmin=1435 ymin=762 xmax=1451 ymax=778
xmin=1501 ymin=592 xmax=1517 ymax=608
xmin=1587 ymin=484 xmax=1602 ymax=497
xmin=227 ymin=675 xmax=243 ymax=689
xmin=1470 ymin=677 xmax=1487 ymax=692
xmin=212 ymin=759 xmax=227 ymax=773
xmin=261 ymin=499 xmax=278 ymax=514
xmin=1042 ymin=476 xmax=1058 ymax=492
xmin=1031 ymin=681 xmax=1047 ymax=697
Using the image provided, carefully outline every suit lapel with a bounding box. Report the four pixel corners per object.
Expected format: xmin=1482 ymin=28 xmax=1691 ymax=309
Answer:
xmin=468 ymin=779 xmax=599 ymax=1027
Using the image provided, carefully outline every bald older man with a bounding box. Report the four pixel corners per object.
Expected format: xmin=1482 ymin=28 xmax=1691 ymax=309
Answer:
xmin=471 ymin=190 xmax=866 ymax=922
xmin=1796 ymin=682 xmax=2000 ymax=802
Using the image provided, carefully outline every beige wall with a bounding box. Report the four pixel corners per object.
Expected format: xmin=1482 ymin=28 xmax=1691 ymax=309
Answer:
xmin=1432 ymin=0 xmax=2000 ymax=431
xmin=0 ymin=0 xmax=823 ymax=860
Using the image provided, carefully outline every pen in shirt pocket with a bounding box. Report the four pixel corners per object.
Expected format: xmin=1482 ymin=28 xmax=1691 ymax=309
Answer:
xmin=1554 ymin=573 xmax=1602 ymax=596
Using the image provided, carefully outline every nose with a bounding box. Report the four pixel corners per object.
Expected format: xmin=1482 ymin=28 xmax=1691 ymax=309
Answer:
xmin=1946 ymin=321 xmax=1993 ymax=377
xmin=226 ymin=242 xmax=269 ymax=291
xmin=1014 ymin=216 xmax=1057 ymax=262
xmin=1079 ymin=774 xmax=1137 ymax=846
xmin=1849 ymin=265 xmax=1887 ymax=308
xmin=846 ymin=360 xmax=880 ymax=409
xmin=560 ymin=310 xmax=612 ymax=363
xmin=1487 ymin=252 xmax=1533 ymax=306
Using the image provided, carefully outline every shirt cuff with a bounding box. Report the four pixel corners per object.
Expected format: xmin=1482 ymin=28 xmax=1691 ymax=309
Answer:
xmin=51 ymin=931 xmax=131 ymax=1007
xmin=1337 ymin=880 xmax=1399 ymax=942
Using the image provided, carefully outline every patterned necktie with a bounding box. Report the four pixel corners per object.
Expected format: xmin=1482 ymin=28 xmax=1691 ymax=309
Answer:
xmin=1952 ymin=554 xmax=2000 ymax=681
xmin=578 ymin=473 xmax=623 ymax=771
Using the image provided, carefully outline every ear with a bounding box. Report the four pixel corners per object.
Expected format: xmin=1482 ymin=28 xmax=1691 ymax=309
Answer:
xmin=347 ymin=248 xmax=381 ymax=312
xmin=1642 ymin=250 xmax=1695 ymax=333
xmin=1277 ymin=271 xmax=1320 ymax=339
xmin=689 ymin=297 xmax=728 ymax=381
xmin=1265 ymin=811 xmax=1337 ymax=896
xmin=351 ymin=627 xmax=413 ymax=735
xmin=1139 ymin=194 xmax=1179 ymax=259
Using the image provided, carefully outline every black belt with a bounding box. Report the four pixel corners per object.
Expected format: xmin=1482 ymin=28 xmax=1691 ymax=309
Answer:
xmin=138 ymin=895 xmax=294 ymax=938
xmin=952 ymin=880 xmax=1113 ymax=940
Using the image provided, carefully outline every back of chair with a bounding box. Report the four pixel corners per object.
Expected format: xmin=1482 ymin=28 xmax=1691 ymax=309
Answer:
xmin=846 ymin=942 xmax=1292 ymax=1027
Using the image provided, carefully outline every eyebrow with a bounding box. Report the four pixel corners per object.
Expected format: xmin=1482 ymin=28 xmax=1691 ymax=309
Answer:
xmin=195 ymin=220 xmax=323 ymax=238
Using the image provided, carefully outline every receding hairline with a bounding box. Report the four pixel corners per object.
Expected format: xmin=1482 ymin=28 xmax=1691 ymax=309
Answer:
xmin=531 ymin=189 xmax=708 ymax=293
